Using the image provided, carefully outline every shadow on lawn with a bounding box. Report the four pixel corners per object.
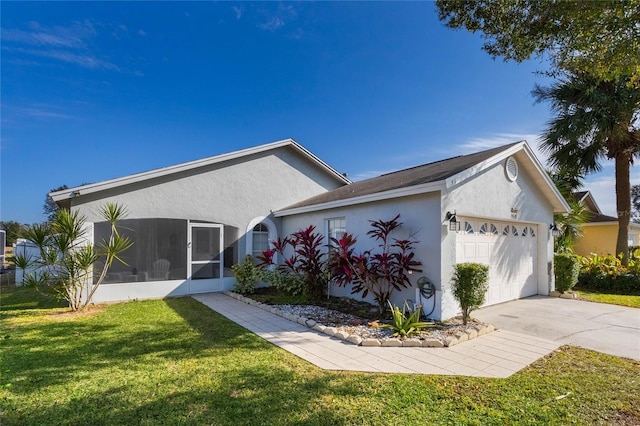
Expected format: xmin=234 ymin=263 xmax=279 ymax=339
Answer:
xmin=4 ymin=296 xmax=363 ymax=425
xmin=3 ymin=297 xmax=268 ymax=396
xmin=6 ymin=365 xmax=356 ymax=426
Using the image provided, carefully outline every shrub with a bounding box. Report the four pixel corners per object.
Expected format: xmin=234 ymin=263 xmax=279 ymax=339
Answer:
xmin=451 ymin=263 xmax=489 ymax=325
xmin=376 ymin=300 xmax=431 ymax=337
xmin=260 ymin=269 xmax=305 ymax=297
xmin=576 ymin=251 xmax=640 ymax=295
xmin=554 ymin=253 xmax=580 ymax=293
xmin=577 ymin=272 xmax=640 ymax=294
xmin=257 ymin=226 xmax=327 ymax=300
xmin=231 ymin=255 xmax=260 ymax=295
xmin=329 ymin=215 xmax=422 ymax=314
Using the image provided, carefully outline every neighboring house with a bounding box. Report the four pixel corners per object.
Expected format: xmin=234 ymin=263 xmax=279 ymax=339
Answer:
xmin=50 ymin=138 xmax=569 ymax=320
xmin=571 ymin=191 xmax=640 ymax=257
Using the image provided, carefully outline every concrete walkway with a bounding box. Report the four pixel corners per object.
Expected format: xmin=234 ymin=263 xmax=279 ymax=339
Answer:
xmin=474 ymin=296 xmax=640 ymax=361
xmin=192 ymin=293 xmax=560 ymax=378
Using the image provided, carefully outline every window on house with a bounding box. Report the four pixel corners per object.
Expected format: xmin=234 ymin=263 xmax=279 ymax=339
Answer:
xmin=479 ymin=223 xmax=488 ymax=235
xmin=252 ymin=223 xmax=270 ymax=258
xmin=522 ymin=227 xmax=529 ymax=237
xmin=502 ymin=225 xmax=510 ymax=236
xmin=512 ymin=225 xmax=519 ymax=236
xmin=327 ymin=217 xmax=346 ymax=246
xmin=465 ymin=221 xmax=474 ymax=234
xmin=490 ymin=224 xmax=499 ymax=235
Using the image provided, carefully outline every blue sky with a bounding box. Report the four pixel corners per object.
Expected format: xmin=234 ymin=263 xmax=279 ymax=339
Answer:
xmin=2 ymin=2 xmax=636 ymax=224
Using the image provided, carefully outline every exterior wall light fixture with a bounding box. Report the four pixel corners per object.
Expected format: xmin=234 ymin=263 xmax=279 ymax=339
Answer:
xmin=549 ymin=223 xmax=561 ymax=238
xmin=446 ymin=211 xmax=461 ymax=232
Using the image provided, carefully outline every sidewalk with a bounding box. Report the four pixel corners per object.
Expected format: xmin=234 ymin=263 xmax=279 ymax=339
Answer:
xmin=193 ymin=293 xmax=561 ymax=378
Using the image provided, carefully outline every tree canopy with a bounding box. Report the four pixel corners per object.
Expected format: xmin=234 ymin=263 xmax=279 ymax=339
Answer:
xmin=436 ymin=0 xmax=640 ymax=83
xmin=43 ymin=185 xmax=68 ymax=222
xmin=0 ymin=221 xmax=24 ymax=246
xmin=534 ymin=73 xmax=640 ymax=264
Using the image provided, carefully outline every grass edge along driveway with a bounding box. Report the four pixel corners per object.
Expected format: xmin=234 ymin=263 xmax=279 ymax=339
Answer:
xmin=1 ymin=287 xmax=639 ymax=425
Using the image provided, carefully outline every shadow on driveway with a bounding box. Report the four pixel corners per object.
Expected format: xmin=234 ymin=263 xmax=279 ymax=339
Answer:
xmin=473 ymin=296 xmax=640 ymax=360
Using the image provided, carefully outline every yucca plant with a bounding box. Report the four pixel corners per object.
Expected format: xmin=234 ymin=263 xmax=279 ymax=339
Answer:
xmin=376 ymin=300 xmax=431 ymax=337
xmin=20 ymin=203 xmax=132 ymax=311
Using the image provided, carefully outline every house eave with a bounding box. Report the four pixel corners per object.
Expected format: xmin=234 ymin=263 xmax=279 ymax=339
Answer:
xmin=583 ymin=221 xmax=640 ymax=229
xmin=275 ymin=181 xmax=446 ymax=217
xmin=50 ymin=138 xmax=351 ymax=203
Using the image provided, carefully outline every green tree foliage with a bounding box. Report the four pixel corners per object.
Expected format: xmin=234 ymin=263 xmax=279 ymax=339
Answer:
xmin=534 ymin=73 xmax=640 ymax=265
xmin=43 ymin=184 xmax=68 ymax=222
xmin=554 ymin=253 xmax=580 ymax=293
xmin=549 ymin=169 xmax=587 ymax=253
xmin=451 ymin=263 xmax=489 ymax=325
xmin=436 ymin=0 xmax=640 ymax=84
xmin=17 ymin=203 xmax=132 ymax=311
xmin=0 ymin=221 xmax=24 ymax=246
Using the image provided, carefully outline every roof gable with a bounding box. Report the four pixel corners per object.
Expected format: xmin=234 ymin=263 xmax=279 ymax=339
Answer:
xmin=50 ymin=138 xmax=350 ymax=203
xmin=571 ymin=190 xmax=602 ymax=214
xmin=276 ymin=141 xmax=570 ymax=216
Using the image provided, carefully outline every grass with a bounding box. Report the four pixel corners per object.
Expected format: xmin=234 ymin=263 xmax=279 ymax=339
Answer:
xmin=1 ymin=286 xmax=639 ymax=425
xmin=574 ymin=288 xmax=640 ymax=308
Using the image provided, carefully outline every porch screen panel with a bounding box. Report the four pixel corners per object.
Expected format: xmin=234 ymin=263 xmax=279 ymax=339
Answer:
xmin=94 ymin=218 xmax=187 ymax=283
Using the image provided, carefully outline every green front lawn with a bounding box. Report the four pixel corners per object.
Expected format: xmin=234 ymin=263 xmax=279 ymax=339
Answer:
xmin=574 ymin=288 xmax=640 ymax=308
xmin=1 ymin=286 xmax=639 ymax=425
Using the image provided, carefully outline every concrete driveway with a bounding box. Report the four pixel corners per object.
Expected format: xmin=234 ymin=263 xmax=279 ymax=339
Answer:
xmin=473 ymin=296 xmax=640 ymax=361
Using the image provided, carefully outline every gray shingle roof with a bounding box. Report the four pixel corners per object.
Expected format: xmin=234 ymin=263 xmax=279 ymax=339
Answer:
xmin=281 ymin=142 xmax=521 ymax=211
xmin=585 ymin=212 xmax=619 ymax=223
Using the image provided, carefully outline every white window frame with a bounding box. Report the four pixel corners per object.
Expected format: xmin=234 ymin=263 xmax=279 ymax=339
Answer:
xmin=326 ymin=217 xmax=346 ymax=249
xmin=245 ymin=217 xmax=278 ymax=261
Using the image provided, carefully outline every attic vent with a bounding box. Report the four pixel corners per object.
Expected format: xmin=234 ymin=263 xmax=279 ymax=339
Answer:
xmin=505 ymin=156 xmax=518 ymax=181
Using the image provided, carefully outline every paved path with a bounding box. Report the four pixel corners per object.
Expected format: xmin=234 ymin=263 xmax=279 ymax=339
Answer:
xmin=192 ymin=293 xmax=560 ymax=378
xmin=474 ymin=296 xmax=640 ymax=361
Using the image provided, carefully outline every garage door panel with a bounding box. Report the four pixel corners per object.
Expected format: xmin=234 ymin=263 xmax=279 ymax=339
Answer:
xmin=456 ymin=218 xmax=538 ymax=306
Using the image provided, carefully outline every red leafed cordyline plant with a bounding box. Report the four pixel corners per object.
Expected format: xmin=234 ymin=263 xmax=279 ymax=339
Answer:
xmin=329 ymin=214 xmax=422 ymax=314
xmin=257 ymin=226 xmax=327 ymax=300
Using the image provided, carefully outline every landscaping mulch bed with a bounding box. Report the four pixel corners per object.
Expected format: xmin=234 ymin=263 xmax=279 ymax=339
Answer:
xmin=249 ymin=287 xmax=489 ymax=345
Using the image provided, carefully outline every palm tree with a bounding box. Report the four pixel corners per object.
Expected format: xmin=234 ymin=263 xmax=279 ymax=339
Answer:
xmin=534 ymin=73 xmax=640 ymax=265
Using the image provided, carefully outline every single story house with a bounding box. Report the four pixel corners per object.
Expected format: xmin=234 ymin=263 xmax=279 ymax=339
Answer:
xmin=50 ymin=138 xmax=569 ymax=320
xmin=571 ymin=191 xmax=640 ymax=257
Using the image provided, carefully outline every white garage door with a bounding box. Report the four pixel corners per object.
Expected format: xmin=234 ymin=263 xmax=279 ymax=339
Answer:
xmin=456 ymin=218 xmax=538 ymax=306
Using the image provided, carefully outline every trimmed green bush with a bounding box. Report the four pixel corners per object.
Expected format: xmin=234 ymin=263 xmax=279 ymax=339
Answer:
xmin=554 ymin=253 xmax=580 ymax=293
xmin=261 ymin=269 xmax=305 ymax=296
xmin=451 ymin=263 xmax=489 ymax=325
xmin=577 ymin=272 xmax=640 ymax=294
xmin=231 ymin=255 xmax=260 ymax=295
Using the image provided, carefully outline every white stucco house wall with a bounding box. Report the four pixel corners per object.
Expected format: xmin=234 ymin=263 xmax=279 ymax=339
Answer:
xmin=49 ymin=139 xmax=350 ymax=303
xmin=50 ymin=138 xmax=569 ymax=320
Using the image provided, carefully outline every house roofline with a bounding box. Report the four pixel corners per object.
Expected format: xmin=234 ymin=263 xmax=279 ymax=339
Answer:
xmin=276 ymin=140 xmax=570 ymax=216
xmin=583 ymin=221 xmax=640 ymax=229
xmin=275 ymin=181 xmax=446 ymax=217
xmin=50 ymin=138 xmax=351 ymax=203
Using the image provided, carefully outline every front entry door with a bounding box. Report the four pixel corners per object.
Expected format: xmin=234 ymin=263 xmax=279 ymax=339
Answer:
xmin=188 ymin=223 xmax=223 ymax=293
